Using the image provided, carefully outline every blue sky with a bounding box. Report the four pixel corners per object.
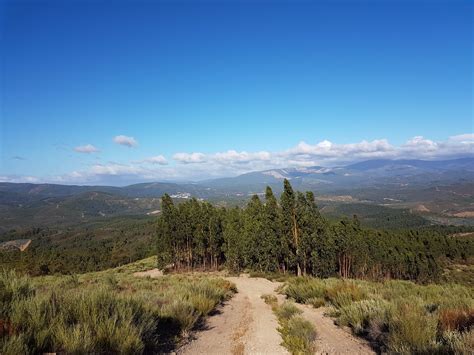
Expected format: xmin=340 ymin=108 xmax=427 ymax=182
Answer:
xmin=0 ymin=0 xmax=472 ymax=184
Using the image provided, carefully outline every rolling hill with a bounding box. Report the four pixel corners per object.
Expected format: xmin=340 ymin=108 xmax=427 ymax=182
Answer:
xmin=1 ymin=157 xmax=473 ymax=232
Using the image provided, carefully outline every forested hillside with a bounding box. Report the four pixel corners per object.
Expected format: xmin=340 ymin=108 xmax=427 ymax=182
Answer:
xmin=157 ymin=180 xmax=474 ymax=282
xmin=0 ymin=216 xmax=156 ymax=274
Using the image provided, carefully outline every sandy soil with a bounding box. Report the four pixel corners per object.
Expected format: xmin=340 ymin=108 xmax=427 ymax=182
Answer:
xmin=412 ymin=204 xmax=430 ymax=213
xmin=179 ymin=276 xmax=287 ymax=355
xmin=295 ymin=304 xmax=374 ymax=354
xmin=451 ymin=211 xmax=474 ymax=218
xmin=178 ymin=276 xmax=375 ymax=355
xmin=133 ymin=268 xmax=163 ymax=278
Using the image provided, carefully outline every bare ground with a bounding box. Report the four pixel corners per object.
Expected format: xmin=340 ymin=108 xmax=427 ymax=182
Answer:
xmin=295 ymin=304 xmax=374 ymax=354
xmin=133 ymin=268 xmax=163 ymax=278
xmin=177 ymin=275 xmax=375 ymax=355
xmin=178 ymin=276 xmax=288 ymax=355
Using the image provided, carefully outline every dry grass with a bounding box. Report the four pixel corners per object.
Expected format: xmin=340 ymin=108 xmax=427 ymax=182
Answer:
xmin=438 ymin=308 xmax=474 ymax=333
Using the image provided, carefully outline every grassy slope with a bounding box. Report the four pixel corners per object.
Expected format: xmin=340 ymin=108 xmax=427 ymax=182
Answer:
xmin=0 ymin=257 xmax=235 ymax=354
xmin=281 ymin=277 xmax=474 ymax=354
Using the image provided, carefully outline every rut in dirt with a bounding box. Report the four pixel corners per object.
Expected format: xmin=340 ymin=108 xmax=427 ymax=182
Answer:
xmin=177 ymin=276 xmax=374 ymax=355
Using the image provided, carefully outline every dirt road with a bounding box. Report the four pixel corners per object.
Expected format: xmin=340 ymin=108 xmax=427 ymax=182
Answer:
xmin=178 ymin=276 xmax=375 ymax=355
xmin=296 ymin=304 xmax=374 ymax=354
xmin=178 ymin=277 xmax=288 ymax=355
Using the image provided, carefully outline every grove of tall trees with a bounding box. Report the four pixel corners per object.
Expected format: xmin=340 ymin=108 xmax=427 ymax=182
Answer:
xmin=156 ymin=180 xmax=472 ymax=282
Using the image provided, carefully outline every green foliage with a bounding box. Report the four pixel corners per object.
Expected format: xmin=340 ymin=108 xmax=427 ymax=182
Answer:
xmin=268 ymin=298 xmax=316 ymax=354
xmin=0 ymin=265 xmax=235 ymax=354
xmin=337 ymin=299 xmax=391 ymax=335
xmin=279 ymin=316 xmax=317 ymax=355
xmin=387 ymin=301 xmax=439 ymax=353
xmin=323 ymin=202 xmax=431 ymax=229
xmin=156 ymin=180 xmax=473 ymax=283
xmin=0 ymin=216 xmax=157 ymax=275
xmin=275 ymin=301 xmax=302 ymax=321
xmin=261 ymin=294 xmax=278 ymax=306
xmin=282 ymin=277 xmax=474 ymax=353
xmin=325 ymin=281 xmax=366 ymax=308
xmin=0 ymin=269 xmax=35 ymax=318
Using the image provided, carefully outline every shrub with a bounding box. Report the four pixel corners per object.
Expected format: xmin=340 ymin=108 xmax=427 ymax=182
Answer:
xmin=55 ymin=323 xmax=94 ymax=354
xmin=188 ymin=294 xmax=217 ymax=316
xmin=0 ymin=334 xmax=28 ymax=355
xmin=161 ymin=300 xmax=199 ymax=333
xmin=281 ymin=276 xmax=474 ymax=353
xmin=438 ymin=308 xmax=474 ymax=333
xmin=284 ymin=277 xmax=327 ymax=303
xmin=0 ymin=269 xmax=34 ymax=318
xmin=305 ymin=297 xmax=325 ymax=308
xmin=387 ymin=302 xmax=438 ymax=353
xmin=261 ymin=294 xmax=278 ymax=306
xmin=337 ymin=299 xmax=390 ymax=335
xmin=0 ymin=269 xmax=235 ymax=353
xmin=441 ymin=330 xmax=474 ymax=354
xmin=275 ymin=302 xmax=302 ymax=322
xmin=279 ymin=316 xmax=317 ymax=355
xmin=325 ymin=281 xmax=366 ymax=308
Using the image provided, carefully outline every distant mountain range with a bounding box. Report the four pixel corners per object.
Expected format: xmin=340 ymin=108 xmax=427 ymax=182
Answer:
xmin=1 ymin=158 xmax=473 ymax=201
xmin=1 ymin=158 xmax=473 ymax=231
xmin=200 ymin=157 xmax=474 ymax=193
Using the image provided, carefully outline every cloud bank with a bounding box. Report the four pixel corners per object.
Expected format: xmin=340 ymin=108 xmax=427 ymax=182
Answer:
xmin=3 ymin=134 xmax=473 ymax=184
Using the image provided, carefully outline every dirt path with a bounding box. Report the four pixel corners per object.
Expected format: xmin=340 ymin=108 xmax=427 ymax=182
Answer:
xmin=176 ymin=275 xmax=374 ymax=354
xmin=295 ymin=304 xmax=374 ymax=354
xmin=179 ymin=276 xmax=288 ymax=355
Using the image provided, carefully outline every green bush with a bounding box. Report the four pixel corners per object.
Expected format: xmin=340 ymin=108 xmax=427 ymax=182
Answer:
xmin=0 ymin=269 xmax=235 ymax=353
xmin=261 ymin=294 xmax=278 ymax=306
xmin=337 ymin=298 xmax=390 ymax=335
xmin=279 ymin=316 xmax=317 ymax=354
xmin=282 ymin=276 xmax=474 ymax=353
xmin=305 ymin=297 xmax=325 ymax=308
xmin=441 ymin=329 xmax=474 ymax=354
xmin=265 ymin=297 xmax=317 ymax=355
xmin=325 ymin=281 xmax=366 ymax=308
xmin=388 ymin=302 xmax=438 ymax=353
xmin=0 ymin=269 xmax=34 ymax=318
xmin=284 ymin=277 xmax=329 ymax=303
xmin=275 ymin=301 xmax=302 ymax=322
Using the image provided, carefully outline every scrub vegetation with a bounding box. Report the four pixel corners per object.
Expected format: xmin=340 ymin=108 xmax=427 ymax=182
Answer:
xmin=281 ymin=277 xmax=474 ymax=353
xmin=0 ymin=257 xmax=235 ymax=354
xmin=262 ymin=294 xmax=317 ymax=354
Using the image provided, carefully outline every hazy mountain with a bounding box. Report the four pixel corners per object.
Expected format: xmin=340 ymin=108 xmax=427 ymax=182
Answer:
xmin=1 ymin=158 xmax=473 ymax=231
xmin=200 ymin=157 xmax=474 ymax=193
xmin=2 ymin=158 xmax=473 ymax=200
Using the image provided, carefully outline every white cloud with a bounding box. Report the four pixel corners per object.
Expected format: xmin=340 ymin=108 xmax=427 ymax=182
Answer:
xmin=449 ymin=133 xmax=474 ymax=143
xmin=173 ymin=152 xmax=206 ymax=164
xmin=0 ymin=175 xmax=40 ymax=183
xmin=287 ymin=139 xmax=395 ymax=162
xmin=402 ymin=136 xmax=438 ymax=152
xmin=74 ymin=144 xmax=100 ymax=153
xmin=214 ymin=150 xmax=271 ymax=164
xmin=3 ymin=133 xmax=473 ymax=185
xmin=141 ymin=155 xmax=168 ymax=165
xmin=67 ymin=133 xmax=474 ymax=182
xmin=114 ymin=135 xmax=138 ymax=147
xmin=90 ymin=163 xmax=143 ymax=176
